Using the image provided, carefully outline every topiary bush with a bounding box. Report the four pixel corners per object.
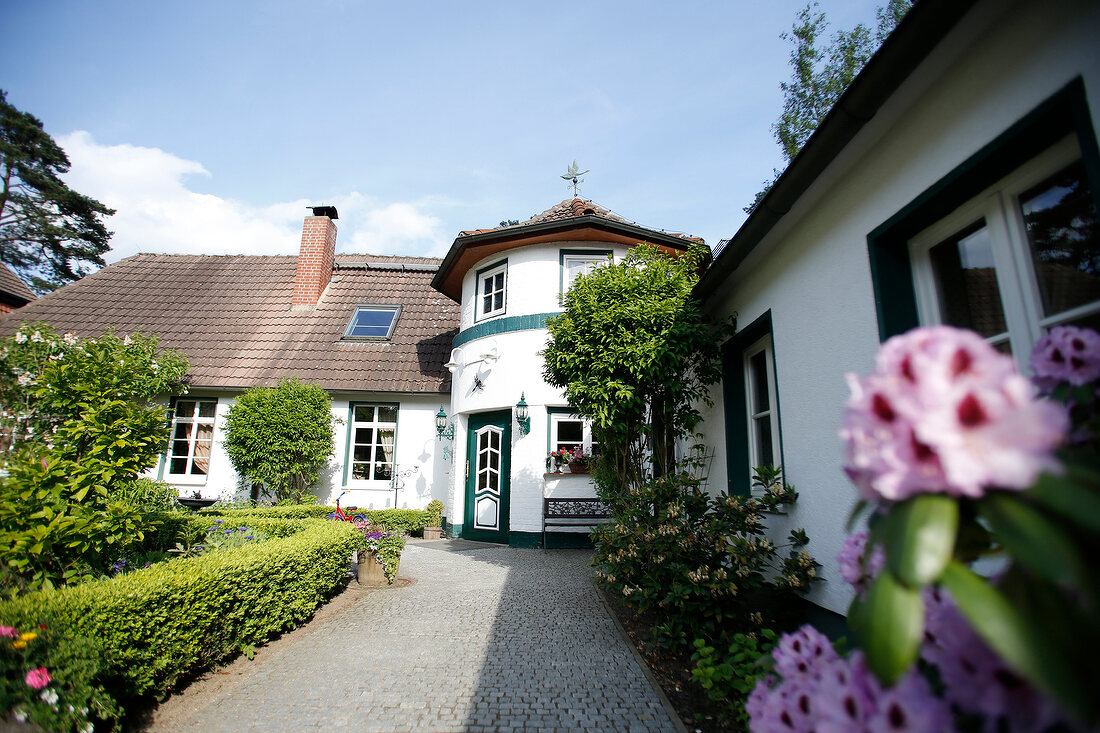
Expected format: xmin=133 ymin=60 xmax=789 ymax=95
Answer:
xmin=0 ymin=519 xmax=360 ymax=714
xmin=221 ymin=378 xmax=338 ymax=503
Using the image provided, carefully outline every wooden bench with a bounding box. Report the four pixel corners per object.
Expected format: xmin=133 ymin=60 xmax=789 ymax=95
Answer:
xmin=542 ymin=498 xmax=611 ymax=548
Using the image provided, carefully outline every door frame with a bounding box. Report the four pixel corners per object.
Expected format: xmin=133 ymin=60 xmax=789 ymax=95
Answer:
xmin=462 ymin=410 xmax=512 ymax=544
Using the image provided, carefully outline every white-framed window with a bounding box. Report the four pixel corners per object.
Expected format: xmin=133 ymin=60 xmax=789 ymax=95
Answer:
xmin=167 ymin=399 xmax=217 ymax=483
xmin=744 ymin=335 xmax=780 ymax=478
xmin=910 ymin=136 xmax=1100 ymax=364
xmin=347 ymin=403 xmax=397 ymax=483
xmin=548 ymin=409 xmax=598 ymax=459
xmin=561 ymin=250 xmax=612 ymax=293
xmin=476 ymin=261 xmax=507 ymax=320
xmin=343 ymin=305 xmax=400 ymax=340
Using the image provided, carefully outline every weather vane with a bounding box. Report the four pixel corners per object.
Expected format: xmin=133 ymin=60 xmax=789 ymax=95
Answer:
xmin=561 ymin=160 xmax=590 ymax=197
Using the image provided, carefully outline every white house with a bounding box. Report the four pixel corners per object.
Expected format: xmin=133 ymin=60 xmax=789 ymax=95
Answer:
xmin=0 ymin=208 xmax=460 ymax=512
xmin=429 ymin=197 xmax=698 ymax=546
xmin=694 ymin=0 xmax=1100 ymax=617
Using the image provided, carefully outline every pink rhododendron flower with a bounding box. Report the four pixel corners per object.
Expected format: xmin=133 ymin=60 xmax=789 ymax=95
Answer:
xmin=1031 ymin=325 xmax=1100 ymax=387
xmin=24 ymin=667 xmax=51 ymax=689
xmin=841 ymin=326 xmax=1067 ymax=500
xmin=0 ymin=625 xmax=17 ymax=638
xmin=836 ymin=531 xmax=885 ymax=593
xmin=749 ymin=628 xmax=950 ymax=733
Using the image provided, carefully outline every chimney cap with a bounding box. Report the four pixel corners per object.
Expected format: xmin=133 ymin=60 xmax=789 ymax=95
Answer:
xmin=309 ymin=205 xmax=339 ymax=220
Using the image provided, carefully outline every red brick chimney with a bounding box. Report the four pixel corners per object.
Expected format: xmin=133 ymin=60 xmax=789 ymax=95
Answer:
xmin=293 ymin=206 xmax=338 ymax=307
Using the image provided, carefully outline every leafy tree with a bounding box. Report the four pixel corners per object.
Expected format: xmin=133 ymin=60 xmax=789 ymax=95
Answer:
xmin=222 ymin=378 xmax=337 ymax=504
xmin=0 ymin=91 xmax=114 ymax=293
xmin=0 ymin=325 xmax=190 ymax=595
xmin=746 ymin=0 xmax=912 ymax=214
xmin=542 ymin=243 xmax=727 ymax=493
xmin=498 ymin=219 xmax=520 ymax=227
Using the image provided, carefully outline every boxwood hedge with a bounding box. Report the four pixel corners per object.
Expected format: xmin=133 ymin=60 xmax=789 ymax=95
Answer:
xmin=203 ymin=505 xmax=432 ymax=534
xmin=0 ymin=518 xmax=361 ymax=710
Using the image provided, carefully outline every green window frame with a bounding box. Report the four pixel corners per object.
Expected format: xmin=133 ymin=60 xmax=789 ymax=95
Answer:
xmin=867 ymin=77 xmax=1100 ymax=343
xmin=721 ymin=311 xmax=784 ymax=497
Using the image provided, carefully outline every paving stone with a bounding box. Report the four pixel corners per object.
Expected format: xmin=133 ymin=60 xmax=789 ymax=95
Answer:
xmin=149 ymin=541 xmax=678 ymax=731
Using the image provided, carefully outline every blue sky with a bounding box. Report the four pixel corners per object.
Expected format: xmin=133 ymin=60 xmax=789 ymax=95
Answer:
xmin=2 ymin=0 xmax=883 ymax=263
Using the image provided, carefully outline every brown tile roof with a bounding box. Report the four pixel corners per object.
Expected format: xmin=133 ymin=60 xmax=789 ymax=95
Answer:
xmin=0 ymin=263 xmax=36 ymax=307
xmin=460 ymin=197 xmax=679 ymax=236
xmin=0 ymin=253 xmax=458 ymax=394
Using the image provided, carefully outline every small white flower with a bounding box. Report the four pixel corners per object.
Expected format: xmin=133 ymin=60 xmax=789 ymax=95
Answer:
xmin=30 ymin=330 xmax=43 ymax=343
xmin=0 ymin=347 xmax=7 ymax=360
xmin=151 ymin=361 xmax=159 ymax=373
xmin=40 ymin=688 xmax=58 ymax=705
xmin=17 ymin=373 xmax=34 ymax=387
xmin=14 ymin=332 xmax=27 ymax=344
xmin=123 ymin=335 xmax=132 ymax=346
xmin=63 ymin=332 xmax=77 ymax=346
xmin=82 ymin=722 xmax=93 ymax=733
xmin=67 ymin=704 xmax=75 ymax=712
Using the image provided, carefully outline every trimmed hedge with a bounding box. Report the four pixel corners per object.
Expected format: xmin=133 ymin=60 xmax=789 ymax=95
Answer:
xmin=204 ymin=505 xmax=432 ymax=534
xmin=0 ymin=519 xmax=360 ymax=710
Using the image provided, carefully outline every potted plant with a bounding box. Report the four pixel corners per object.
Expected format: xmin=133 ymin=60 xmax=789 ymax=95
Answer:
xmin=567 ymin=447 xmax=592 ymax=474
xmin=546 ymin=448 xmax=573 ymax=473
xmin=423 ymin=499 xmax=444 ymax=540
xmin=353 ymin=518 xmax=406 ymax=585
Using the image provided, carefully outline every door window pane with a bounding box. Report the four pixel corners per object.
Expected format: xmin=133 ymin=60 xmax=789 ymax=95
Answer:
xmin=1020 ymin=159 xmax=1100 ymax=320
xmin=929 ymin=222 xmax=1009 ymax=339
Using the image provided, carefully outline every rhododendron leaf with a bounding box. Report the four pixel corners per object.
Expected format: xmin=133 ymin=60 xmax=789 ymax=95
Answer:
xmin=846 ymin=499 xmax=870 ymax=531
xmin=863 ymin=571 xmax=923 ymax=684
xmin=979 ymin=493 xmax=1085 ymax=587
xmin=885 ymin=495 xmax=958 ymax=587
xmin=1029 ymin=467 xmax=1100 ymax=534
xmin=940 ymin=561 xmax=1090 ymax=719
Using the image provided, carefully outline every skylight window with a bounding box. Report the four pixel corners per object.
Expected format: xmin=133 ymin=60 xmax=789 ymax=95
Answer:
xmin=343 ymin=305 xmax=400 ymax=340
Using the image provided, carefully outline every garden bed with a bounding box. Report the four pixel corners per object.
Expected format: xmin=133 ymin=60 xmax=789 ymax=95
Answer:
xmin=603 ymin=591 xmax=740 ymax=732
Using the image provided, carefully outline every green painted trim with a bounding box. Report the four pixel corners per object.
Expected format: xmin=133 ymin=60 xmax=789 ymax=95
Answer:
xmin=473 ymin=258 xmax=508 ymax=323
xmin=559 ymin=248 xmax=612 ymax=295
xmin=721 ymin=312 xmax=773 ymax=497
xmin=508 ymin=531 xmax=544 ymax=548
xmin=463 ymin=410 xmax=512 ymax=544
xmin=545 ymin=406 xmax=576 ymax=456
xmin=446 ymin=523 xmax=463 ymax=539
xmin=541 ymin=531 xmax=596 ymax=549
xmin=867 ymin=77 xmax=1098 ymax=342
xmin=342 ymin=401 xmax=400 ymax=487
xmin=452 ymin=312 xmax=557 ymax=348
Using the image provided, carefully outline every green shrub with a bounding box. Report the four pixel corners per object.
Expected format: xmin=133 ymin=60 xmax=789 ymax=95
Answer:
xmin=593 ymin=468 xmax=819 ymax=648
xmin=0 ymin=519 xmax=360 ymax=713
xmin=221 ymin=378 xmax=338 ymax=503
xmin=690 ymin=630 xmax=778 ymax=728
xmin=426 ymin=500 xmax=444 ymax=528
xmin=0 ymin=325 xmax=189 ymax=596
xmin=202 ymin=505 xmax=432 ymax=533
xmin=112 ymin=477 xmax=183 ymax=513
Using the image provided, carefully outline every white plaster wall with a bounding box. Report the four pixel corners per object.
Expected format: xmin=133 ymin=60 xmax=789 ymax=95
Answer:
xmin=445 ymin=324 xmax=599 ymax=534
xmin=156 ymin=391 xmax=449 ymax=510
xmin=458 ymin=242 xmax=630 ymax=328
xmin=699 ymin=0 xmax=1100 ymax=615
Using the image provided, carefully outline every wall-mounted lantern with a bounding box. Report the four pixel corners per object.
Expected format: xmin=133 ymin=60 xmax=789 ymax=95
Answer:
xmin=435 ymin=405 xmax=455 ymax=441
xmin=515 ymin=393 xmax=530 ymax=436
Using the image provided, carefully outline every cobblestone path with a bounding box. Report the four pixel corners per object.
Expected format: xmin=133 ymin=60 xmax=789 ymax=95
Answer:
xmin=147 ymin=540 xmax=680 ymax=732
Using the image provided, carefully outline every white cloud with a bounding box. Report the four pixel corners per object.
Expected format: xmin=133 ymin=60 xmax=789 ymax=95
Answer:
xmin=57 ymin=132 xmax=450 ymax=263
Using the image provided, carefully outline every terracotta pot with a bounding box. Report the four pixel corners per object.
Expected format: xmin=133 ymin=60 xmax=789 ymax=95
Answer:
xmin=423 ymin=526 xmax=443 ymax=540
xmin=357 ymin=551 xmax=397 ymax=585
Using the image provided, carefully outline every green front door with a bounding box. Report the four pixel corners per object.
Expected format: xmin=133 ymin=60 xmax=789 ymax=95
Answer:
xmin=463 ymin=410 xmax=511 ymax=544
